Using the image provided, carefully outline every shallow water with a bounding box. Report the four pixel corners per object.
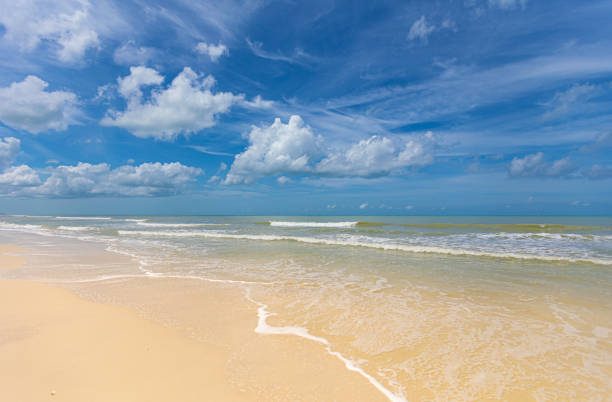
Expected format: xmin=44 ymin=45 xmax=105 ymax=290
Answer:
xmin=1 ymin=215 xmax=611 ymax=400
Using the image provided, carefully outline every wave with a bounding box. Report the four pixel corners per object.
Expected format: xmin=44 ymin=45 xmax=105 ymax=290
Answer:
xmin=57 ymin=226 xmax=94 ymax=231
xmin=297 ymin=221 xmax=609 ymax=232
xmin=0 ymin=222 xmax=44 ymax=230
xmin=396 ymin=222 xmax=610 ymax=232
xmin=54 ymin=216 xmax=112 ymax=220
xmin=117 ymin=230 xmax=612 ymax=265
xmin=124 ymin=218 xmax=148 ymax=222
xmin=136 ymin=222 xmax=227 ymax=228
xmin=269 ymin=221 xmax=358 ymax=228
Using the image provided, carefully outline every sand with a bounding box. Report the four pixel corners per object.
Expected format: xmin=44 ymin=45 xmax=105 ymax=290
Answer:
xmin=0 ymin=245 xmax=387 ymax=402
xmin=0 ymin=244 xmax=28 ymax=270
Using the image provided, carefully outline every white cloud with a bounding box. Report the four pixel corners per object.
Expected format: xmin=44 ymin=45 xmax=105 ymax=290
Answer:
xmin=408 ymin=16 xmax=436 ymax=42
xmin=0 ymin=0 xmax=100 ymax=62
xmin=316 ymin=133 xmax=434 ymax=177
xmin=0 ymin=76 xmax=79 ymax=134
xmin=187 ymin=145 xmax=234 ymax=157
xmin=101 ymin=67 xmax=243 ymax=140
xmin=508 ymin=152 xmax=576 ymax=178
xmin=113 ymin=41 xmax=158 ymax=66
xmin=195 ymin=42 xmax=228 ymax=62
xmin=0 ymin=161 xmax=203 ymax=197
xmin=116 ymin=66 xmax=164 ymax=100
xmin=0 ymin=165 xmax=41 ymax=186
xmin=407 ymin=16 xmax=456 ymax=43
xmin=224 ymin=116 xmax=436 ymax=184
xmin=224 ymin=115 xmax=324 ymax=184
xmin=359 ymin=203 xmax=368 ymax=209
xmin=0 ymin=137 xmax=21 ymax=168
xmin=240 ymin=95 xmax=274 ymax=109
xmin=488 ymin=0 xmax=528 ymax=9
xmin=276 ymin=176 xmax=291 ymax=185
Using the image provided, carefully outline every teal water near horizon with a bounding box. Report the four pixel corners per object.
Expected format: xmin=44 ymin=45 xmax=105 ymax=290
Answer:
xmin=1 ymin=214 xmax=611 ymax=400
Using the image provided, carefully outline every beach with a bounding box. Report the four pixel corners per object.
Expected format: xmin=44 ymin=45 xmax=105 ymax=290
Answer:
xmin=0 ymin=245 xmax=387 ymax=402
xmin=1 ymin=216 xmax=611 ymax=401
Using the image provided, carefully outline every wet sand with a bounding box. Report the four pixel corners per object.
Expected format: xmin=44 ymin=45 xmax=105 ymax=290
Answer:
xmin=0 ymin=245 xmax=387 ymax=402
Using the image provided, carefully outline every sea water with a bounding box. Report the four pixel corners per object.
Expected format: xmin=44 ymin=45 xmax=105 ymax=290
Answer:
xmin=1 ymin=215 xmax=611 ymax=400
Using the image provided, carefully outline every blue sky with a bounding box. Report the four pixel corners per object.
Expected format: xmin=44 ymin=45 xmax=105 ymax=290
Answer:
xmin=0 ymin=0 xmax=611 ymax=215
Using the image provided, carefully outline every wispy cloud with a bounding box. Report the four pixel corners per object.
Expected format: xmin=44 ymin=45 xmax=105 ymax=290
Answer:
xmin=186 ymin=145 xmax=234 ymax=157
xmin=246 ymin=38 xmax=317 ymax=66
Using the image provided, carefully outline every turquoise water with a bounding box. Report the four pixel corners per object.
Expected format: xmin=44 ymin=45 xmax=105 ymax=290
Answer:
xmin=1 ymin=215 xmax=611 ymax=400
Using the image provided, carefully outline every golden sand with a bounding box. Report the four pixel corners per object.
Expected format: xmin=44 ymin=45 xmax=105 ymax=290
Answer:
xmin=0 ymin=245 xmax=386 ymax=402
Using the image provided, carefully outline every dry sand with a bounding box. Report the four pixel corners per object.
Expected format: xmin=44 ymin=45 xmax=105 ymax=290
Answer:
xmin=0 ymin=245 xmax=387 ymax=402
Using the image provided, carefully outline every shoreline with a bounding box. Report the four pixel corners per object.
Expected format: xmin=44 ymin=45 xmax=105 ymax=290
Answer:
xmin=0 ymin=243 xmax=390 ymax=401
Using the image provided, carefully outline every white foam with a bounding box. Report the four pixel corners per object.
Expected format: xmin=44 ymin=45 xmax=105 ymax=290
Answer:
xmin=57 ymin=226 xmax=93 ymax=231
xmin=117 ymin=230 xmax=612 ymax=265
xmin=54 ymin=216 xmax=112 ymax=220
xmin=244 ymin=291 xmax=406 ymax=402
xmin=0 ymin=222 xmax=43 ymax=230
xmin=269 ymin=221 xmax=358 ymax=228
xmin=124 ymin=218 xmax=148 ymax=222
xmin=137 ymin=222 xmax=226 ymax=227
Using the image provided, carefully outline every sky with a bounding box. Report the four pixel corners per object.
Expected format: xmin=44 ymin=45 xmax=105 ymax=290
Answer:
xmin=0 ymin=0 xmax=611 ymax=215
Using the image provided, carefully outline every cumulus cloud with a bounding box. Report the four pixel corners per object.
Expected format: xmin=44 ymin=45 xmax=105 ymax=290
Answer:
xmin=0 ymin=76 xmax=79 ymax=134
xmin=0 ymin=161 xmax=203 ymax=198
xmin=317 ymin=133 xmax=434 ymax=177
xmin=0 ymin=137 xmax=21 ymax=168
xmin=0 ymin=165 xmax=41 ymax=186
xmin=508 ymin=152 xmax=576 ymax=178
xmin=195 ymin=42 xmax=228 ymax=62
xmin=224 ymin=115 xmax=436 ymax=184
xmin=101 ymin=67 xmax=242 ymax=140
xmin=224 ymin=115 xmax=323 ymax=184
xmin=0 ymin=0 xmax=100 ymax=62
xmin=116 ymin=66 xmax=164 ymax=100
xmin=408 ymin=16 xmax=436 ymax=42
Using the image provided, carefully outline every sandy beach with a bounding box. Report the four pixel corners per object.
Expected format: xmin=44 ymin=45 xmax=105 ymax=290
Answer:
xmin=1 ymin=215 xmax=610 ymax=401
xmin=0 ymin=244 xmax=386 ymax=402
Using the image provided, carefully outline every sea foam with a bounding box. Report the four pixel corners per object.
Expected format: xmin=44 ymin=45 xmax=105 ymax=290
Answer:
xmin=54 ymin=216 xmax=112 ymax=220
xmin=269 ymin=221 xmax=358 ymax=228
xmin=117 ymin=230 xmax=612 ymax=265
xmin=244 ymin=291 xmax=407 ymax=402
xmin=137 ymin=222 xmax=226 ymax=228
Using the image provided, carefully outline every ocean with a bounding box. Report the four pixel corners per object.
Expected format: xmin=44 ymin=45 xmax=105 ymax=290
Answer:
xmin=1 ymin=215 xmax=611 ymax=400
